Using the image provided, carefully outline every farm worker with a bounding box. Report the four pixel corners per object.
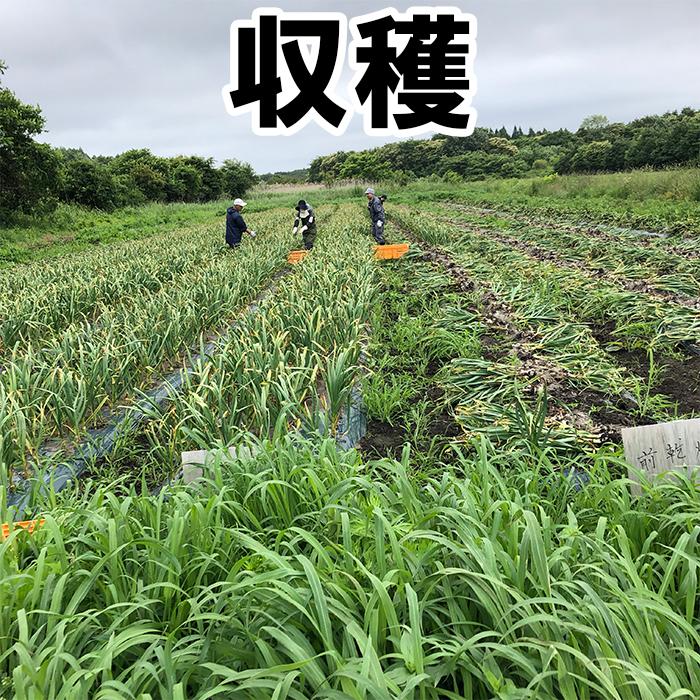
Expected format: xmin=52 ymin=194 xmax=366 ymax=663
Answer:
xmin=226 ymin=198 xmax=256 ymax=248
xmin=293 ymin=199 xmax=317 ymax=250
xmin=364 ymin=188 xmax=386 ymax=245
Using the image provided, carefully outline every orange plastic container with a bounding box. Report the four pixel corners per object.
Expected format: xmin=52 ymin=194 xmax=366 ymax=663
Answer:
xmin=374 ymin=243 xmax=410 ymax=260
xmin=1 ymin=518 xmax=45 ymax=540
xmin=287 ymin=250 xmax=309 ymax=264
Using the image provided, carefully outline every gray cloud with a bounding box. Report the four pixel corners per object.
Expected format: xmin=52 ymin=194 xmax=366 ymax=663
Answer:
xmin=1 ymin=0 xmax=698 ymax=172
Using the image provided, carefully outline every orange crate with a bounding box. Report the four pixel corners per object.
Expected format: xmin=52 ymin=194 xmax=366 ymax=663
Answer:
xmin=287 ymin=250 xmax=309 ymax=264
xmin=374 ymin=243 xmax=409 ymax=260
xmin=1 ymin=518 xmax=45 ymax=540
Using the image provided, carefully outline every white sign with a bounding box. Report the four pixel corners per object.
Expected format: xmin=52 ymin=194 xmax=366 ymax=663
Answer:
xmin=622 ymin=418 xmax=700 ymax=490
xmin=181 ymin=443 xmax=260 ymax=485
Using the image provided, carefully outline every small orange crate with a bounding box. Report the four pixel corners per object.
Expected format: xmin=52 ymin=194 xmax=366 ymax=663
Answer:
xmin=374 ymin=243 xmax=410 ymax=260
xmin=287 ymin=250 xmax=309 ymax=264
xmin=1 ymin=518 xmax=45 ymax=540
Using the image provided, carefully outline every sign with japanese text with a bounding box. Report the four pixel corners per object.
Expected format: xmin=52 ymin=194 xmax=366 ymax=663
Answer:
xmin=622 ymin=418 xmax=700 ymax=490
xmin=222 ymin=6 xmax=477 ymax=137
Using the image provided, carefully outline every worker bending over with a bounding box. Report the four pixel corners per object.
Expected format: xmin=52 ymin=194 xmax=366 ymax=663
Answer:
xmin=293 ymin=199 xmax=316 ymax=250
xmin=364 ymin=188 xmax=386 ymax=245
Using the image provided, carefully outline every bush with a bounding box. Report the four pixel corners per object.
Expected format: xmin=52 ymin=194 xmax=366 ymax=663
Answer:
xmin=61 ymin=158 xmax=122 ymax=210
xmin=442 ymin=170 xmax=463 ymax=183
xmin=220 ymin=159 xmax=258 ymax=199
xmin=570 ymin=140 xmax=614 ymax=172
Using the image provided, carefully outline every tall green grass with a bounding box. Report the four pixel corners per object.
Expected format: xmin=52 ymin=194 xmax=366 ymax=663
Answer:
xmin=259 ymin=168 xmax=700 ymax=235
xmin=463 ymin=168 xmax=700 ymax=204
xmin=1 ymin=436 xmax=698 ymax=698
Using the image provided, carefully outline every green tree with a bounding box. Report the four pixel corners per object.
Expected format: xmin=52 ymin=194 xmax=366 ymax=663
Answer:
xmin=0 ymin=61 xmax=61 ymax=223
xmin=220 ymin=159 xmax=257 ymax=199
xmin=61 ymin=157 xmax=122 ymax=210
xmin=166 ymin=158 xmax=202 ymax=202
xmin=579 ymin=114 xmax=610 ymax=131
xmin=570 ymin=140 xmax=614 ymax=171
xmin=180 ymin=156 xmax=221 ymax=201
xmin=488 ymin=137 xmax=519 ymax=156
xmin=55 ymin=147 xmax=91 ymax=163
xmin=339 ymin=150 xmax=395 ymax=181
xmin=308 ymin=151 xmax=349 ymax=184
xmin=109 ymin=149 xmax=169 ymax=202
xmin=440 ymin=151 xmax=527 ymax=180
xmin=438 ymin=129 xmax=491 ymax=157
xmin=260 ymin=168 xmax=309 ymax=185
xmin=442 ymin=170 xmax=463 ymax=183
xmin=308 ymin=156 xmax=325 ymax=183
xmin=539 ymin=129 xmax=575 ymax=147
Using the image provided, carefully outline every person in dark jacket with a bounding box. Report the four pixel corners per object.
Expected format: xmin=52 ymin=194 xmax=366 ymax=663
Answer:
xmin=293 ymin=200 xmax=317 ymax=250
xmin=365 ymin=188 xmax=386 ymax=244
xmin=225 ymin=198 xmax=256 ymax=248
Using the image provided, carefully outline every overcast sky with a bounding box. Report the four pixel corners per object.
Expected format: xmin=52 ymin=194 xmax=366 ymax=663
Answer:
xmin=1 ymin=1 xmax=699 ymax=173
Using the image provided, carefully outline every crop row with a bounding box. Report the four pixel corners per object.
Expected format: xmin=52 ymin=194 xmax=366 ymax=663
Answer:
xmin=5 ymin=205 xmax=376 ymax=495
xmin=435 ymin=183 xmax=700 ymax=236
xmin=403 ymin=207 xmax=700 ymax=350
xmin=0 ymin=207 xmax=305 ymax=484
xmin=420 ymin=251 xmax=641 ymax=456
xmin=438 ymin=203 xmax=700 ymax=301
xmin=120 ymin=209 xmax=377 ymax=482
xmin=359 ymin=257 xmax=467 ymax=466
xmin=0 ymin=215 xmax=293 ymax=352
xmin=393 ymin=212 xmax=697 ymax=459
xmin=446 ymin=202 xmax=700 ymax=257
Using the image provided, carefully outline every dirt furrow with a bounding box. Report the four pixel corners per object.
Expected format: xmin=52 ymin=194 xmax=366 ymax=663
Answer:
xmin=405 ymin=236 xmax=642 ymax=443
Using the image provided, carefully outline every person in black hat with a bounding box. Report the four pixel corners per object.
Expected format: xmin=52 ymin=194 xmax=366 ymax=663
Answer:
xmin=293 ymin=199 xmax=317 ymax=250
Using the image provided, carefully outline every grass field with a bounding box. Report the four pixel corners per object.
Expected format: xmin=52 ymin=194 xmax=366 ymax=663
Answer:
xmin=1 ymin=169 xmax=699 ymax=698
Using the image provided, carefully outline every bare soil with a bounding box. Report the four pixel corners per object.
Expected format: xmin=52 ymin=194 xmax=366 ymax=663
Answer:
xmin=396 ymin=226 xmax=656 ymax=444
xmin=590 ymin=321 xmax=700 ymax=415
xmin=359 ymin=420 xmax=409 ymax=460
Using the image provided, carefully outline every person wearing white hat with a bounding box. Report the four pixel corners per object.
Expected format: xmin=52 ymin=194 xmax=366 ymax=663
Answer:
xmin=364 ymin=188 xmax=386 ymax=245
xmin=225 ymin=198 xmax=256 ymax=248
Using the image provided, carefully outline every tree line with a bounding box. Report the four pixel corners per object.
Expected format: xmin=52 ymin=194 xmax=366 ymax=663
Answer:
xmin=307 ymin=110 xmax=700 ymax=185
xmin=0 ymin=62 xmax=257 ymax=225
